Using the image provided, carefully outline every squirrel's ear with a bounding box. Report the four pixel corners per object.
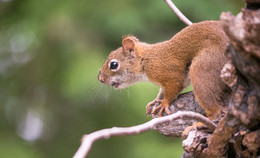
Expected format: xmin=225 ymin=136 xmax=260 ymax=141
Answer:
xmin=122 ymin=36 xmax=139 ymax=52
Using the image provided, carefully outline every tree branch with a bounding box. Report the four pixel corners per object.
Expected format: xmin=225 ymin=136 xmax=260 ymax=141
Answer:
xmin=73 ymin=111 xmax=216 ymax=158
xmin=153 ymin=91 xmax=206 ymax=137
xmin=75 ymin=1 xmax=260 ymax=157
xmin=164 ymin=0 xmax=193 ymax=26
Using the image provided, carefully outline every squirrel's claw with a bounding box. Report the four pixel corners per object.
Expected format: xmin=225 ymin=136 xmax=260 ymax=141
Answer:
xmin=151 ymin=101 xmax=171 ymax=117
xmin=146 ymin=100 xmax=160 ymax=115
xmin=182 ymin=122 xmax=205 ymax=138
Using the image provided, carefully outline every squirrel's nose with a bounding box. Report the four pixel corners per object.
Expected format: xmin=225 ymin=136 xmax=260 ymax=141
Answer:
xmin=98 ymin=71 xmax=105 ymax=83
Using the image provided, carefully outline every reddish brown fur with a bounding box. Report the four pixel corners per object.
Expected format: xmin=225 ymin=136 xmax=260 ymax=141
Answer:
xmin=98 ymin=20 xmax=230 ymax=118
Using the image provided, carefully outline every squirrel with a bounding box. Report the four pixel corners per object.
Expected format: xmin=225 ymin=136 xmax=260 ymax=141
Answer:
xmin=98 ymin=20 xmax=230 ymax=120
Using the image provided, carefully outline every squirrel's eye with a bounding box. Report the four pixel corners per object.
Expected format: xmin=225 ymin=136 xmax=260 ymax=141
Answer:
xmin=108 ymin=59 xmax=120 ymax=72
xmin=110 ymin=62 xmax=118 ymax=69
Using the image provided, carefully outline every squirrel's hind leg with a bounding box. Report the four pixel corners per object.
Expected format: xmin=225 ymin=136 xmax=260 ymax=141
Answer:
xmin=182 ymin=48 xmax=230 ymax=136
xmin=189 ymin=48 xmax=228 ymax=119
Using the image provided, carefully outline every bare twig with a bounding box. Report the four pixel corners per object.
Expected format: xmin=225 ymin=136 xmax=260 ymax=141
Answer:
xmin=164 ymin=0 xmax=193 ymax=26
xmin=73 ymin=111 xmax=216 ymax=158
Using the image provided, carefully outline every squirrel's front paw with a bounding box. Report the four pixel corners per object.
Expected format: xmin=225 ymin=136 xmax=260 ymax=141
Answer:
xmin=146 ymin=100 xmax=161 ymax=115
xmin=151 ymin=100 xmax=171 ymax=117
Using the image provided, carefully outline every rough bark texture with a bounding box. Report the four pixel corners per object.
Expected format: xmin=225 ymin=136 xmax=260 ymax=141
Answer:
xmin=153 ymin=92 xmax=205 ymax=137
xmin=153 ymin=1 xmax=260 ymax=157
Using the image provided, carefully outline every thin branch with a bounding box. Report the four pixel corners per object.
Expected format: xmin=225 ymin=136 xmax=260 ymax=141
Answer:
xmin=73 ymin=111 xmax=216 ymax=158
xmin=164 ymin=0 xmax=193 ymax=26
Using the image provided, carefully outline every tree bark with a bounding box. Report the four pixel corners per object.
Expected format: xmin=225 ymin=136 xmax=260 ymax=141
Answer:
xmin=153 ymin=92 xmax=205 ymax=137
xmin=153 ymin=1 xmax=260 ymax=157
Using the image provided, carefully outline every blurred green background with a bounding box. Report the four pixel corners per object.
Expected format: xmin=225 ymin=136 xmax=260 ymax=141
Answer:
xmin=0 ymin=0 xmax=243 ymax=158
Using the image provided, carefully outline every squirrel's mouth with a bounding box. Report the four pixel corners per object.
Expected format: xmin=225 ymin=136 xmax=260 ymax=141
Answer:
xmin=111 ymin=82 xmax=120 ymax=89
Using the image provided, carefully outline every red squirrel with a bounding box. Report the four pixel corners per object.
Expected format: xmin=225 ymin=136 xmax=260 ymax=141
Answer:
xmin=98 ymin=20 xmax=230 ymax=120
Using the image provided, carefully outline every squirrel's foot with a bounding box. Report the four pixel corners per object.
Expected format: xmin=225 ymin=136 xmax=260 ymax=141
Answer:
xmin=182 ymin=122 xmax=205 ymax=138
xmin=146 ymin=100 xmax=161 ymax=115
xmin=151 ymin=101 xmax=171 ymax=117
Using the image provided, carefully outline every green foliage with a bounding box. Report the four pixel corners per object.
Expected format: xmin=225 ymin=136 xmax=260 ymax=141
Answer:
xmin=0 ymin=0 xmax=243 ymax=158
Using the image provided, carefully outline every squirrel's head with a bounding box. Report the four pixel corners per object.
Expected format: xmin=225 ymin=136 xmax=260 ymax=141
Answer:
xmin=98 ymin=35 xmax=147 ymax=89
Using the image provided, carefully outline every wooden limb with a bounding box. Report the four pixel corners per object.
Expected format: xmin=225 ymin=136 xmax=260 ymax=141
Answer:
xmin=73 ymin=109 xmax=215 ymax=158
xmin=164 ymin=0 xmax=193 ymax=26
xmin=153 ymin=92 xmax=206 ymax=137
